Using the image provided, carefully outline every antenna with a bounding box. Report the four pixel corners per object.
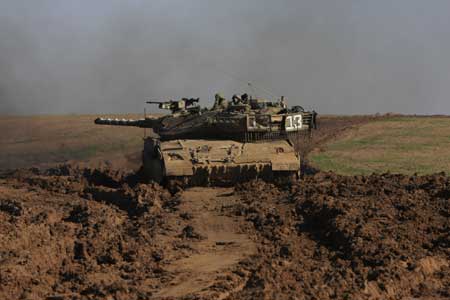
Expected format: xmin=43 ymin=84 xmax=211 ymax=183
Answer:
xmin=248 ymin=82 xmax=256 ymax=95
xmin=143 ymin=107 xmax=147 ymax=138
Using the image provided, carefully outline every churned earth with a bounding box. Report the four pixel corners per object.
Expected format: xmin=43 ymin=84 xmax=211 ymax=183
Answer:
xmin=0 ymin=165 xmax=255 ymax=300
xmin=228 ymin=174 xmax=449 ymax=299
xmin=0 ymin=165 xmax=448 ymax=299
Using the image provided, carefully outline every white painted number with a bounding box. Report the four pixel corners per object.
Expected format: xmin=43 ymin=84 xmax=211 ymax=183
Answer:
xmin=285 ymin=115 xmax=303 ymax=131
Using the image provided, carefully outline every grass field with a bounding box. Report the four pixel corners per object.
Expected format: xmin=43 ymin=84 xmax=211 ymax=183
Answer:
xmin=310 ymin=116 xmax=450 ymax=175
xmin=0 ymin=115 xmax=146 ymax=169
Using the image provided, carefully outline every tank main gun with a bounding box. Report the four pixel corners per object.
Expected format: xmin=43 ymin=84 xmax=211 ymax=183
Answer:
xmin=94 ymin=117 xmax=160 ymax=128
xmin=94 ymin=98 xmax=203 ymax=138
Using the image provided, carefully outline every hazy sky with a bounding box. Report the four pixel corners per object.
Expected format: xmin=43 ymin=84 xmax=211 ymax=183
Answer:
xmin=1 ymin=0 xmax=450 ymax=115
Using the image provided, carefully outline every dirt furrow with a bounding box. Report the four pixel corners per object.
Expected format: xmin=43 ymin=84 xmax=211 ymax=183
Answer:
xmin=153 ymin=188 xmax=255 ymax=299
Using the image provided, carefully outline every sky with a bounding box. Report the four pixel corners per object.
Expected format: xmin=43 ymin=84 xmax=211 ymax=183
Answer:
xmin=1 ymin=0 xmax=450 ymax=115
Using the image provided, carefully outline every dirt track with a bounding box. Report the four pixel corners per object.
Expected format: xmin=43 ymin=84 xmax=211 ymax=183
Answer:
xmin=0 ymin=165 xmax=448 ymax=299
xmin=0 ymin=166 xmax=258 ymax=299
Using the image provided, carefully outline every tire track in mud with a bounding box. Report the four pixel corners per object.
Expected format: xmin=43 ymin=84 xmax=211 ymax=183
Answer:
xmin=153 ymin=187 xmax=256 ymax=299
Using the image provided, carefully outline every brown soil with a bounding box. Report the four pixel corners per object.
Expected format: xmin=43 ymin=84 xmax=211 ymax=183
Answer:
xmin=228 ymin=174 xmax=449 ymax=299
xmin=1 ymin=165 xmax=448 ymax=299
xmin=0 ymin=165 xmax=257 ymax=300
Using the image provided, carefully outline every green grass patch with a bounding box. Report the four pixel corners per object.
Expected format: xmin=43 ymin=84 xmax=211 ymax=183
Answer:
xmin=310 ymin=117 xmax=450 ymax=175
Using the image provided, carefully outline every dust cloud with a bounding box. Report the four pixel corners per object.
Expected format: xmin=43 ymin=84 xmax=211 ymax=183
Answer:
xmin=1 ymin=0 xmax=450 ymax=115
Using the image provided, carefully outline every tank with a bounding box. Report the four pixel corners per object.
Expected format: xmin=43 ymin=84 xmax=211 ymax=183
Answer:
xmin=95 ymin=94 xmax=317 ymax=186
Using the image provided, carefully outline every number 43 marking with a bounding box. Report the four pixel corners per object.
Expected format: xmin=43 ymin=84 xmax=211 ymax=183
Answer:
xmin=286 ymin=115 xmax=303 ymax=131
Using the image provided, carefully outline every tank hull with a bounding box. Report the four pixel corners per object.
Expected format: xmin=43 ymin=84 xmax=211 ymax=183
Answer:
xmin=142 ymin=138 xmax=300 ymax=186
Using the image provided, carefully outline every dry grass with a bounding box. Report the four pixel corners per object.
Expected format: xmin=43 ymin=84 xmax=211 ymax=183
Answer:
xmin=0 ymin=114 xmax=147 ymax=169
xmin=310 ymin=116 xmax=450 ymax=175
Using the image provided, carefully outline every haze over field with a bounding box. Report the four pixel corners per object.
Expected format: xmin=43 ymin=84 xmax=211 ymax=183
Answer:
xmin=1 ymin=0 xmax=450 ymax=115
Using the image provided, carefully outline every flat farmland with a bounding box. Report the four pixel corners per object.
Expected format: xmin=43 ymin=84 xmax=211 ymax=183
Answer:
xmin=311 ymin=116 xmax=450 ymax=175
xmin=0 ymin=114 xmax=146 ymax=170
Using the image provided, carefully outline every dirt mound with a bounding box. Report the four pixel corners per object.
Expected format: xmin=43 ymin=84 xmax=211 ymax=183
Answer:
xmin=0 ymin=165 xmax=175 ymax=300
xmin=0 ymin=165 xmax=256 ymax=300
xmin=228 ymin=173 xmax=449 ymax=299
xmin=1 ymin=164 xmax=449 ymax=299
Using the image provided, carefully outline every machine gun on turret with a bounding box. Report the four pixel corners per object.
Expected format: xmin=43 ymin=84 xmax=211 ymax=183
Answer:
xmin=146 ymin=98 xmax=200 ymax=114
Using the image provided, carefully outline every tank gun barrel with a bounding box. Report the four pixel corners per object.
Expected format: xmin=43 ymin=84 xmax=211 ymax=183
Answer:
xmin=94 ymin=117 xmax=158 ymax=128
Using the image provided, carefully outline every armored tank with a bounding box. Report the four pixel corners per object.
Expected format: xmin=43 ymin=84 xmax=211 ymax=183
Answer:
xmin=95 ymin=94 xmax=317 ymax=185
